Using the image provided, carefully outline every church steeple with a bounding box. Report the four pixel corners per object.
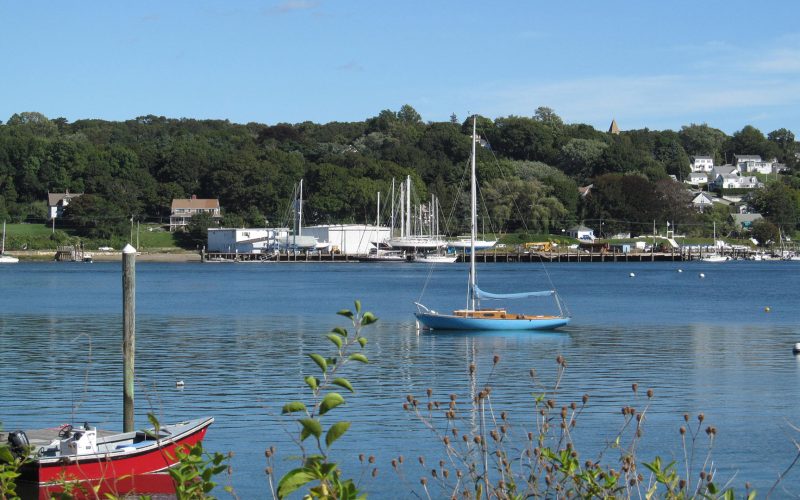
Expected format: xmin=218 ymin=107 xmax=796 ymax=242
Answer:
xmin=608 ymin=119 xmax=620 ymax=135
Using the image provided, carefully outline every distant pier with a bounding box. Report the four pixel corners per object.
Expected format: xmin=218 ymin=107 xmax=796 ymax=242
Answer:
xmin=202 ymin=246 xmax=758 ymax=263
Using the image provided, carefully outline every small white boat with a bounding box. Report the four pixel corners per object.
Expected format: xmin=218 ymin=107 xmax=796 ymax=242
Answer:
xmin=700 ymin=254 xmax=728 ymax=263
xmin=410 ymin=253 xmax=458 ymax=264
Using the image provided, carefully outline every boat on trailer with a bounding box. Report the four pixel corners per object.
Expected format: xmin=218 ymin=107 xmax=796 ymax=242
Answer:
xmin=7 ymin=417 xmax=213 ymax=486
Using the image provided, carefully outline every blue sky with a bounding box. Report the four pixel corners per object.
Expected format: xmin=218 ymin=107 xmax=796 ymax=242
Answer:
xmin=2 ymin=1 xmax=800 ymax=135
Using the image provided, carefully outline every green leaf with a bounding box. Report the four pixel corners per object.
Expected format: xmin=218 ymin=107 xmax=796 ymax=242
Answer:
xmin=304 ymin=375 xmax=319 ymax=390
xmin=332 ymin=378 xmax=354 ymax=392
xmin=361 ymin=312 xmax=378 ymax=325
xmin=277 ymin=468 xmax=317 ymax=498
xmin=299 ymin=418 xmax=322 ymax=439
xmin=348 ymin=353 xmax=369 ymax=363
xmin=357 ymin=337 xmax=367 ymax=348
xmin=325 ymin=421 xmax=351 ymax=448
xmin=319 ymin=393 xmax=345 ymax=415
xmin=309 ymin=353 xmax=327 ymax=372
xmin=354 ymin=300 xmax=361 ymax=314
xmin=326 ymin=333 xmax=343 ymax=349
xmin=0 ymin=446 xmax=15 ymax=462
xmin=332 ymin=326 xmax=348 ymax=337
xmin=337 ymin=309 xmax=354 ymax=320
xmin=281 ymin=401 xmax=307 ymax=414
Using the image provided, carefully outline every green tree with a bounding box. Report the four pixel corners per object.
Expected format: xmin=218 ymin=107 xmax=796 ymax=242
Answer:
xmin=751 ymin=218 xmax=780 ymax=246
xmin=749 ymin=182 xmax=800 ymax=231
xmin=558 ymin=138 xmax=608 ymax=181
xmin=678 ymin=123 xmax=727 ymax=163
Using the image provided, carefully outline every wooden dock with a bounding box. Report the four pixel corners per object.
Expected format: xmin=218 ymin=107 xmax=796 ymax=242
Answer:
xmin=202 ymin=246 xmax=756 ymax=263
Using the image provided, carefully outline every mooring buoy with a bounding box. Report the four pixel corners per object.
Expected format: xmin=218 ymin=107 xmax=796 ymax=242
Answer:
xmin=699 ymin=273 xmax=705 ymax=278
xmin=793 ymin=343 xmax=800 ymax=355
xmin=629 ymin=272 xmax=635 ymax=277
xmin=176 ymin=380 xmax=185 ymax=388
xmin=765 ymin=306 xmax=771 ymax=312
xmin=677 ymin=269 xmax=683 ymax=273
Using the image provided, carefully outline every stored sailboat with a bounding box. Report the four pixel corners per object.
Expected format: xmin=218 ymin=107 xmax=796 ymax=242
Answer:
xmin=414 ymin=117 xmax=570 ymax=331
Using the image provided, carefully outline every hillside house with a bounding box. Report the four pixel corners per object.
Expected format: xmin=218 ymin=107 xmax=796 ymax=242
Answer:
xmin=170 ymin=196 xmax=222 ymax=232
xmin=731 ymin=213 xmax=763 ymax=231
xmin=47 ymin=191 xmax=83 ymax=220
xmin=711 ymin=174 xmax=762 ymax=190
xmin=690 ymin=156 xmax=714 ymax=173
xmin=686 ymin=172 xmax=709 ymax=185
xmin=691 ymin=192 xmax=714 ymax=213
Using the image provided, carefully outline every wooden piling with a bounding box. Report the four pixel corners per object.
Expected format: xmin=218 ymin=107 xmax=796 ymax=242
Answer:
xmin=122 ymin=244 xmax=136 ymax=433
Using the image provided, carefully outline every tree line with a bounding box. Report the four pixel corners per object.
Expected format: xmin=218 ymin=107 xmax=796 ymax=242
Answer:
xmin=0 ymin=106 xmax=798 ymax=243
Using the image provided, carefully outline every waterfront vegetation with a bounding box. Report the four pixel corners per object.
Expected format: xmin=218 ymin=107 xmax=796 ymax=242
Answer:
xmin=1 ymin=302 xmax=798 ymax=498
xmin=1 ymin=109 xmax=799 ymax=252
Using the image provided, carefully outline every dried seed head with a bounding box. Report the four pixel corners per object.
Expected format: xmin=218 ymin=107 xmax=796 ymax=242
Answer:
xmin=473 ymin=435 xmax=482 ymax=444
xmin=493 ymin=354 xmax=500 ymax=364
xmin=527 ymin=432 xmax=533 ymax=441
xmin=420 ymin=477 xmax=427 ymax=486
xmin=359 ymin=453 xmax=365 ymax=463
xmin=680 ymin=426 xmax=686 ymax=435
xmin=265 ymin=448 xmax=272 ymax=459
xmin=462 ymin=434 xmax=468 ymax=442
xmin=418 ymin=456 xmax=424 ymax=465
xmin=501 ymin=411 xmax=508 ymax=420
xmin=456 ymin=470 xmax=462 ymax=478
xmin=469 ymin=364 xmax=476 ymax=374
xmin=398 ymin=455 xmax=404 ymax=463
xmin=556 ymin=355 xmax=564 ymax=365
xmin=369 ymin=455 xmax=375 ymax=463
xmin=443 ymin=469 xmax=449 ymax=479
xmin=265 ymin=466 xmax=272 ymax=475
xmin=403 ymin=403 xmax=409 ymax=411
xmin=431 ymin=469 xmax=437 ymax=478
xmin=427 ymin=388 xmax=433 ymax=397
xmin=439 ymin=460 xmax=444 ymax=467
xmin=679 ymin=479 xmax=686 ymax=489
xmin=570 ymin=402 xmax=577 ymax=410
xmin=547 ymin=399 xmax=555 ymax=408
xmin=647 ymin=388 xmax=654 ymax=398
xmin=450 ymin=393 xmax=457 ymax=401
xmin=443 ymin=436 xmax=450 ymax=445
xmin=699 ymin=471 xmax=706 ymax=480
xmin=582 ymin=394 xmax=589 ymax=404
xmin=632 ymin=383 xmax=638 ymax=393
xmin=406 ymin=394 xmax=413 ymax=402
xmin=684 ymin=413 xmax=690 ymax=422
xmin=698 ymin=413 xmax=705 ymax=423
xmin=391 ymin=459 xmax=398 ymax=469
xmin=427 ymin=402 xmax=433 ymax=410
xmin=372 ymin=468 xmax=378 ymax=478
xmin=529 ymin=368 xmax=536 ymax=378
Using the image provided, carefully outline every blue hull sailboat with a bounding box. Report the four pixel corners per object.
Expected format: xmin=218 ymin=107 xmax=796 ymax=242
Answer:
xmin=414 ymin=116 xmax=570 ymax=331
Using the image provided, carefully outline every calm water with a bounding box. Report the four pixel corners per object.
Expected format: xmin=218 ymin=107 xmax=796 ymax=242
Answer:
xmin=1 ymin=260 xmax=799 ymax=497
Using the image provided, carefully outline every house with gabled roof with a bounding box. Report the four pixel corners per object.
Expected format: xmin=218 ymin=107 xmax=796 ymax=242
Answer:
xmin=685 ymin=172 xmax=708 ymax=186
xmin=170 ymin=195 xmax=222 ymax=232
xmin=691 ymin=192 xmax=714 ymax=213
xmin=47 ymin=190 xmax=83 ymax=220
xmin=731 ymin=213 xmax=763 ymax=231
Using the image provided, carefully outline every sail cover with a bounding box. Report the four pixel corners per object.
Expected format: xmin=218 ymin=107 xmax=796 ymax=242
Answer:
xmin=474 ymin=285 xmax=554 ymax=300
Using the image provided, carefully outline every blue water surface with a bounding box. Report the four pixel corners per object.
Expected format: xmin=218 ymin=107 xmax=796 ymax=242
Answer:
xmin=1 ymin=260 xmax=799 ymax=497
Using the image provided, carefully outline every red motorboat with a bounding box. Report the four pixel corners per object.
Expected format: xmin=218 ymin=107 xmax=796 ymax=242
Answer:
xmin=8 ymin=417 xmax=213 ymax=486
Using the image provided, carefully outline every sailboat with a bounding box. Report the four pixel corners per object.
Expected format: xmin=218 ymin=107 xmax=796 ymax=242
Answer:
xmin=358 ymin=191 xmax=405 ymax=262
xmin=700 ymin=221 xmax=728 ymax=262
xmin=414 ymin=117 xmax=570 ymax=331
xmin=0 ymin=221 xmax=19 ymax=263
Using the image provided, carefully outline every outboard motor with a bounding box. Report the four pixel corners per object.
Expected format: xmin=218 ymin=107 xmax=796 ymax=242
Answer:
xmin=7 ymin=430 xmax=30 ymax=458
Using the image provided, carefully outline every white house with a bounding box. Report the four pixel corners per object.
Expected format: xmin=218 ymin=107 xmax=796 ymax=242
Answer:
xmin=710 ymin=174 xmax=762 ymax=190
xmin=685 ymin=172 xmax=709 ymax=185
xmin=734 ymin=155 xmax=775 ymax=174
xmin=690 ymin=156 xmax=714 ymax=173
xmin=691 ymin=192 xmax=714 ymax=212
xmin=47 ymin=191 xmax=83 ymax=220
xmin=566 ymin=225 xmax=595 ymax=240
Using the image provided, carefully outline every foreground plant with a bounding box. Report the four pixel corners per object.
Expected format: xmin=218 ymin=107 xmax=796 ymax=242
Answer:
xmin=148 ymin=413 xmax=232 ymax=499
xmin=269 ymin=301 xmax=375 ymax=499
xmin=400 ymin=355 xmax=757 ymax=499
xmin=0 ymin=442 xmax=26 ymax=500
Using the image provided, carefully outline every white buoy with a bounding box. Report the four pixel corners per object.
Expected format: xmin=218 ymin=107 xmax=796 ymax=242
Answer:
xmin=176 ymin=380 xmax=185 ymax=388
xmin=699 ymin=273 xmax=705 ymax=279
xmin=793 ymin=343 xmax=800 ymax=355
xmin=629 ymin=272 xmax=635 ymax=277
xmin=764 ymin=306 xmax=771 ymax=313
xmin=677 ymin=269 xmax=683 ymax=273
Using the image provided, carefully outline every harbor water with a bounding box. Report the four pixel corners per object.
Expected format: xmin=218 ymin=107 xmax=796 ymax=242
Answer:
xmin=1 ymin=260 xmax=799 ymax=497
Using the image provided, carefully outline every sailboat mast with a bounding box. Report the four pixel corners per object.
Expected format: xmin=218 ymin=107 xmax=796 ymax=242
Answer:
xmin=2 ymin=220 xmax=6 ymax=254
xmin=390 ymin=179 xmax=396 ymax=238
xmin=298 ymin=178 xmax=303 ymax=236
xmin=469 ymin=116 xmax=478 ymax=311
xmin=376 ymin=191 xmax=380 ymax=252
xmin=406 ymin=176 xmax=411 ymax=238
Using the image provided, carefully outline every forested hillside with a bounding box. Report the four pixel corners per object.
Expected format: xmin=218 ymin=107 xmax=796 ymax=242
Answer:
xmin=1 ymin=106 xmax=798 ymax=243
